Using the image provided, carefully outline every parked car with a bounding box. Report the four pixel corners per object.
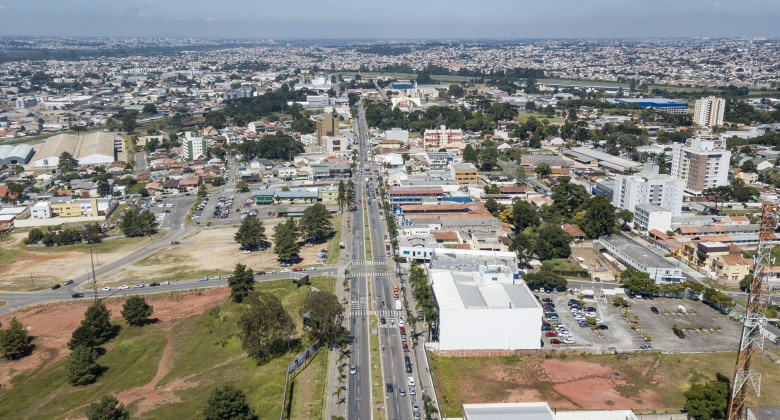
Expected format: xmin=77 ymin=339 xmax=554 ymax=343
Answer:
xmin=545 ymin=331 xmax=558 ymax=337
xmin=267 ymin=270 xmax=276 ymax=274
xmin=72 ymin=293 xmax=84 ymax=298
xmin=281 ymin=268 xmax=291 ymax=273
xmin=161 ymin=281 xmax=170 ymax=286
xmin=51 ymin=284 xmax=61 ymax=290
xmin=563 ymin=338 xmax=576 ymax=344
xmin=293 ymin=267 xmax=303 ymax=272
xmin=650 ymin=307 xmax=659 ymax=314
xmin=596 ymin=324 xmax=609 ymax=330
xmin=640 ymin=344 xmax=653 ymax=349
xmin=256 ymin=271 xmax=266 ymax=275
xmin=64 ymin=279 xmax=74 ymax=286
xmin=199 ymin=277 xmax=209 ymax=281
xmin=210 ymin=275 xmax=220 ymax=280
xmin=550 ymin=338 xmax=562 ymax=344
xmin=133 ymin=283 xmax=145 ymax=288
xmin=150 ymin=282 xmax=161 ymax=287
xmin=386 ymin=383 xmax=394 ymax=393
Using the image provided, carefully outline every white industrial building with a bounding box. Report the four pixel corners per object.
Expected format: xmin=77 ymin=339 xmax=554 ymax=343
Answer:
xmin=599 ymin=234 xmax=684 ymax=284
xmin=427 ymin=249 xmax=542 ymax=351
xmin=33 ymin=132 xmax=116 ymax=168
xmin=612 ymin=169 xmax=685 ymax=216
xmin=30 ymin=201 xmax=51 ymax=219
xmin=461 ymin=402 xmax=638 ymax=420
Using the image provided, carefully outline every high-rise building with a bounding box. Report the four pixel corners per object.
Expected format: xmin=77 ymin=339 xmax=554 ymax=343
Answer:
xmin=671 ymin=136 xmax=731 ymax=195
xmin=183 ymin=132 xmax=207 ymax=160
xmin=423 ymin=125 xmax=462 ymax=149
xmin=693 ymin=96 xmax=726 ymax=126
xmin=316 ymin=114 xmax=339 ymax=147
xmin=612 ymin=169 xmax=685 ymax=216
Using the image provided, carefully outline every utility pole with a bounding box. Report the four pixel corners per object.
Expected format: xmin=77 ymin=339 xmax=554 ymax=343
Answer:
xmin=30 ymin=273 xmax=34 ymax=289
xmin=90 ymin=246 xmax=98 ymax=300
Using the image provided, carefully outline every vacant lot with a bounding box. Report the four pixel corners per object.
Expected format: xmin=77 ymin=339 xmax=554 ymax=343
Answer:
xmin=0 ymin=278 xmax=334 ymax=419
xmin=430 ymin=351 xmax=780 ymax=417
xmin=100 ymin=223 xmax=337 ymax=287
xmin=0 ymin=231 xmax=164 ymax=292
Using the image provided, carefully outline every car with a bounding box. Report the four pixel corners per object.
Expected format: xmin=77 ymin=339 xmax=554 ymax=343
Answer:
xmin=401 ymin=335 xmax=407 ymax=342
xmin=558 ymin=331 xmax=572 ymax=337
xmin=550 ymin=338 xmax=562 ymax=344
xmin=399 ymin=387 xmax=406 ymax=396
xmin=407 ymin=377 xmax=415 ymax=387
xmin=267 ymin=270 xmax=276 ymax=274
xmin=320 ymin=248 xmax=328 ymax=253
xmin=242 ymin=250 xmax=252 ymax=254
xmin=134 ymin=283 xmax=145 ymax=288
xmin=119 ymin=285 xmax=129 ymax=290
xmin=412 ymin=401 xmax=420 ymax=412
xmin=256 ymin=271 xmax=266 ymax=275
xmin=281 ymin=268 xmax=291 ymax=273
xmin=769 ymin=321 xmax=780 ymax=328
xmin=674 ymin=329 xmax=686 ymax=339
xmin=563 ymin=338 xmax=576 ymax=344
xmin=350 ymin=365 xmax=357 ymax=375
xmin=211 ymin=275 xmax=221 ymax=280
xmin=640 ymin=344 xmax=653 ymax=349
xmin=199 ymin=277 xmax=209 ymax=281
xmin=306 ymin=266 xmax=316 ymax=271
xmin=380 ymin=317 xmax=386 ymax=324
xmin=72 ymin=293 xmax=84 ymax=298
xmin=161 ymin=281 xmax=170 ymax=286
xmin=386 ymin=383 xmax=394 ymax=393
xmin=291 ymin=267 xmax=303 ymax=272
xmin=545 ymin=331 xmax=558 ymax=337
xmin=399 ymin=326 xmax=406 ymax=334
xmin=650 ymin=307 xmax=659 ymax=314
xmin=402 ymin=342 xmax=409 ymax=351
xmin=64 ymin=279 xmax=74 ymax=286
xmin=542 ymin=325 xmax=552 ymax=331
xmin=150 ymin=282 xmax=161 ymax=287
xmin=280 ymin=262 xmax=291 ymax=267
xmin=100 ymin=287 xmax=111 ymax=291
xmin=596 ymin=324 xmax=609 ymax=330
xmin=51 ymin=284 xmax=61 ymax=290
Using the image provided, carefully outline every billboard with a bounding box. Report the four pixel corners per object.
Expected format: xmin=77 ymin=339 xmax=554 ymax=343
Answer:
xmin=287 ymin=340 xmax=321 ymax=373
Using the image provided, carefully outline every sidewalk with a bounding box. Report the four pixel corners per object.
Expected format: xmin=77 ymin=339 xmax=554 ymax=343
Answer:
xmin=324 ymin=210 xmax=351 ymax=420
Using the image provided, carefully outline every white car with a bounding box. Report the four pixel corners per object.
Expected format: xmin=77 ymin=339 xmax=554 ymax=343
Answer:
xmin=563 ymin=338 xmax=576 ymax=344
xmin=119 ymin=285 xmax=129 ymax=290
xmin=161 ymin=281 xmax=170 ymax=285
xmin=586 ymin=312 xmax=597 ymax=318
xmin=158 ymin=203 xmax=164 ymax=207
xmin=100 ymin=287 xmax=111 ymax=291
xmin=281 ymin=268 xmax=291 ymax=273
xmin=407 ymin=377 xmax=415 ymax=387
xmin=210 ymin=275 xmax=221 ymax=280
xmin=558 ymin=331 xmax=572 ymax=337
xmin=267 ymin=270 xmax=276 ymax=274
xmin=306 ymin=266 xmax=317 ymax=271
xmin=243 ymin=250 xmax=252 ymax=254
xmin=133 ymin=283 xmax=145 ymax=288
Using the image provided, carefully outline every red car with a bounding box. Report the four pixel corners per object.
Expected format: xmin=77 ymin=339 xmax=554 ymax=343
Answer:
xmin=171 ymin=241 xmax=180 ymax=245
xmin=399 ymin=326 xmax=406 ymax=334
xmin=256 ymin=271 xmax=266 ymax=275
xmin=550 ymin=338 xmax=562 ymax=344
xmin=293 ymin=267 xmax=303 ymax=272
xmin=320 ymin=249 xmax=328 ymax=253
xmin=545 ymin=331 xmax=558 ymax=337
xmin=402 ymin=342 xmax=408 ymax=351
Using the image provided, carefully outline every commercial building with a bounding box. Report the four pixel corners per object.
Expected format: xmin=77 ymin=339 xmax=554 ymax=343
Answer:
xmin=0 ymin=144 xmax=35 ymax=165
xmin=47 ymin=197 xmax=113 ymax=218
xmin=671 ymin=137 xmax=731 ymax=195
xmin=519 ymin=155 xmax=572 ymax=174
xmin=16 ymin=96 xmax=38 ymax=109
xmin=633 ymin=204 xmax=673 ymax=234
xmin=423 ymin=125 xmax=463 ymax=149
xmin=694 ymin=96 xmax=726 ymax=127
xmin=321 ymin=135 xmax=348 ymax=155
xmin=388 ymin=188 xmax=444 ymax=206
xmin=678 ymin=241 xmax=750 ymax=285
xmin=599 ymin=234 xmax=685 ymax=284
xmin=183 ymin=132 xmax=207 ymax=160
xmin=33 ymin=132 xmax=116 ymax=168
xmin=428 ymin=249 xmax=542 ymax=351
xmin=316 ymin=114 xmax=339 ymax=147
xmin=563 ymin=147 xmax=643 ymax=173
xmin=450 ymin=163 xmax=478 ymax=184
xmin=397 ymin=234 xmax=443 ymax=262
xmin=612 ymin=170 xmax=685 ymax=216
xmin=613 ymin=97 xmax=688 ymax=115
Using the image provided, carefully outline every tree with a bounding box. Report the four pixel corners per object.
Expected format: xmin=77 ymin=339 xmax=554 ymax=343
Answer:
xmin=138 ymin=187 xmax=149 ymax=197
xmin=58 ymin=151 xmax=79 ymax=173
xmin=234 ymin=216 xmax=267 ymax=248
xmin=203 ymin=384 xmax=258 ymax=420
xmin=66 ymin=345 xmax=101 ymax=386
xmin=550 ymin=177 xmax=589 ymax=218
xmin=620 ymin=267 xmax=660 ymax=294
xmin=142 ymin=103 xmax=158 ymax=115
xmin=740 ymin=160 xmax=757 ymax=173
xmin=568 ymin=109 xmax=578 ymax=121
xmin=238 ymin=292 xmax=295 ymax=361
xmin=731 ymin=178 xmax=758 ymax=203
xmin=118 ymin=111 xmax=138 ymax=133
xmin=703 ymin=186 xmax=733 ymax=215
xmin=85 ymin=395 xmax=130 ymax=420
xmin=83 ymin=222 xmax=102 ymax=244
xmin=485 ymin=197 xmax=500 ymax=215
xmin=235 ymin=181 xmax=249 ymax=192
xmin=613 ymin=296 xmax=629 ymax=308
xmin=300 ymin=290 xmax=345 ymax=347
xmin=523 ymin=271 xmax=567 ymax=290
xmin=479 ymin=140 xmax=499 ymax=171
xmin=525 ymin=101 xmax=537 ymax=112
xmin=273 ymin=218 xmax=300 ymax=261
xmin=739 ymin=274 xmax=753 ymax=292
xmin=511 ymin=200 xmax=541 ymax=231
xmin=337 ymin=180 xmax=346 ymax=212
xmin=120 ymin=295 xmax=153 ymax=326
xmin=27 ymin=228 xmax=44 ymax=243
xmin=68 ymin=299 xmax=114 ymax=350
xmin=463 ymin=144 xmax=479 ymax=165
xmin=416 ymin=74 xmax=432 ymax=84
xmin=534 ymin=162 xmax=552 ymax=178
xmin=449 ymin=84 xmax=464 ymax=98
xmin=533 ymin=226 xmax=572 ymax=260
xmin=580 ymin=195 xmax=618 ymax=239
xmin=683 ymin=375 xmax=730 ymax=420
xmin=229 ymin=264 xmax=256 ymax=303
xmin=0 ymin=317 xmax=29 ymax=360
xmin=529 ymin=135 xmax=542 ymax=148
xmin=617 ymin=209 xmax=634 ymax=230
xmin=299 ymin=203 xmax=333 ymax=242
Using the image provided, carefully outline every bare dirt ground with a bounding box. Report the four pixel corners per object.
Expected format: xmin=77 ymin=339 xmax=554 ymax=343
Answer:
xmin=0 ymin=288 xmax=229 ymax=389
xmin=0 ymin=232 xmax=151 ymax=291
xmin=99 ymin=225 xmax=332 ymax=286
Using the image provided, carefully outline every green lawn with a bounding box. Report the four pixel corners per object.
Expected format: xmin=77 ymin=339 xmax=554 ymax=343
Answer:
xmin=127 ymin=182 xmax=147 ymax=195
xmin=0 ymin=278 xmax=335 ymax=420
xmin=515 ymin=112 xmax=566 ymax=124
xmin=369 ymin=314 xmax=386 ymax=420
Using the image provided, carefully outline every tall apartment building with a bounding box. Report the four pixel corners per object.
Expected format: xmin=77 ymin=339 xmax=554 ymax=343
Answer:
xmin=183 ymin=132 xmax=207 ymax=161
xmin=693 ymin=96 xmax=726 ymax=127
xmin=671 ymin=137 xmax=731 ymax=195
xmin=612 ymin=170 xmax=685 ymax=216
xmin=423 ymin=125 xmax=462 ymax=149
xmin=316 ymin=114 xmax=339 ymax=147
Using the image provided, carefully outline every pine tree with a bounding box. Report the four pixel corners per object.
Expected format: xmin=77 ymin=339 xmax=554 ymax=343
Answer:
xmin=85 ymin=395 xmax=130 ymax=420
xmin=120 ymin=296 xmax=154 ymax=326
xmin=68 ymin=299 xmax=114 ymax=350
xmin=299 ymin=203 xmax=332 ymax=242
xmin=66 ymin=345 xmax=101 ymax=386
xmin=272 ymin=218 xmax=300 ymax=262
xmin=0 ymin=317 xmax=30 ymax=360
xmin=229 ymin=264 xmax=256 ymax=303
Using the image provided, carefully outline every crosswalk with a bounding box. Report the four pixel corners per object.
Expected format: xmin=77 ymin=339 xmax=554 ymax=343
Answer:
xmin=351 ymin=261 xmax=387 ymax=266
xmin=376 ymin=309 xmax=399 ymax=317
xmin=349 ymin=272 xmax=390 ymax=277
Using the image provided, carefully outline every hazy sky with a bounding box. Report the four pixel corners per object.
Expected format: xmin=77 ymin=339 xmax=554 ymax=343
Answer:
xmin=0 ymin=0 xmax=777 ymax=39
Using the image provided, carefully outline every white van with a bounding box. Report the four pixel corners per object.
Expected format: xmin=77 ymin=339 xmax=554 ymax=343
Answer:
xmin=676 ymin=305 xmax=687 ymax=314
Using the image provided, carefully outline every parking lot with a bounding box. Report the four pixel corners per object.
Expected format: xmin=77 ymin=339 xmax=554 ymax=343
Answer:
xmin=539 ymin=289 xmax=778 ymax=353
xmin=139 ymin=197 xmax=196 ymax=230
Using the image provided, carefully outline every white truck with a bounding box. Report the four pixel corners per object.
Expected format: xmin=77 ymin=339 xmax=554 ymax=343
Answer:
xmin=395 ymin=299 xmax=402 ymax=311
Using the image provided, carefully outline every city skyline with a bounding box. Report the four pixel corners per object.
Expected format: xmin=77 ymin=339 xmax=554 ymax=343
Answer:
xmin=0 ymin=0 xmax=777 ymax=39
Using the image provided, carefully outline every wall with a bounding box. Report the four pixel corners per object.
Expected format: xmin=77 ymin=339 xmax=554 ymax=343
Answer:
xmin=13 ymin=215 xmax=107 ymax=228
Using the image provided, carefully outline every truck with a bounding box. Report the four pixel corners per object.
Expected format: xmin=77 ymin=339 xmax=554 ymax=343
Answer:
xmin=339 ymin=242 xmax=345 ymax=249
xmin=395 ymin=300 xmax=402 ymax=311
xmin=365 ymin=177 xmax=368 ymax=183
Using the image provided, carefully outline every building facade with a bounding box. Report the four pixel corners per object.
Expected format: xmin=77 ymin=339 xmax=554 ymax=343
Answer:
xmin=450 ymin=163 xmax=478 ymax=184
xmin=671 ymin=137 xmax=731 ymax=195
xmin=184 ymin=132 xmax=207 ymax=161
xmin=612 ymin=171 xmax=685 ymax=216
xmin=316 ymin=114 xmax=339 ymax=147
xmin=693 ymin=96 xmax=726 ymax=127
xmin=423 ymin=125 xmax=463 ymax=149
xmin=633 ymin=204 xmax=673 ymax=234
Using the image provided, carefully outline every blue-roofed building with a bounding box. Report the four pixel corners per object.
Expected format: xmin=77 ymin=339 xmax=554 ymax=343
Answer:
xmin=613 ymin=98 xmax=688 ymax=115
xmin=390 ymin=82 xmax=414 ymax=90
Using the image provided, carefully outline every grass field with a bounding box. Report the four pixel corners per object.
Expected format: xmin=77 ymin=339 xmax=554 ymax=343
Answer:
xmin=430 ymin=351 xmax=780 ymax=417
xmin=13 ymin=232 xmax=165 ymax=255
xmin=516 ymin=112 xmax=566 ymax=124
xmin=0 ymin=278 xmax=335 ymax=420
xmin=369 ymin=314 xmax=386 ymax=420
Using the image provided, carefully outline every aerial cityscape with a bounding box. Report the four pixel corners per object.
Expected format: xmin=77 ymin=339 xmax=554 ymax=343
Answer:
xmin=1 ymin=2 xmax=780 ymax=420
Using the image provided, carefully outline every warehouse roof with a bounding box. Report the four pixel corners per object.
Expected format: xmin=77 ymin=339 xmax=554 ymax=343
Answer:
xmin=36 ymin=131 xmax=115 ymax=161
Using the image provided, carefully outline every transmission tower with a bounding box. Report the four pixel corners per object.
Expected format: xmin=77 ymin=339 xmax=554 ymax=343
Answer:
xmin=727 ymin=200 xmax=778 ymax=420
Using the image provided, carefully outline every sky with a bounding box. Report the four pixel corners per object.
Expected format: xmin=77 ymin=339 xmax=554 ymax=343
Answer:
xmin=0 ymin=0 xmax=778 ymax=39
